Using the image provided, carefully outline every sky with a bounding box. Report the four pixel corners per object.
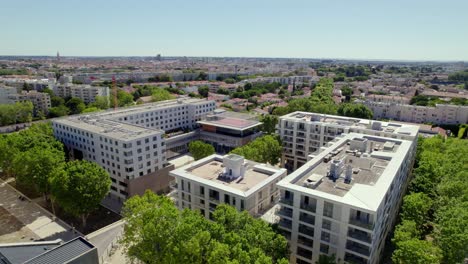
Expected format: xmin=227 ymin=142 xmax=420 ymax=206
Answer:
xmin=1 ymin=0 xmax=468 ymax=61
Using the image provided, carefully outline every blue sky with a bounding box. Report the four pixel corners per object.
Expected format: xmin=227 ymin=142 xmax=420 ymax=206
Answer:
xmin=1 ymin=0 xmax=467 ymax=61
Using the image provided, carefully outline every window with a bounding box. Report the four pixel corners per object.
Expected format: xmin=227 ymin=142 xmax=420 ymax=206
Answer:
xmin=322 ymin=219 xmax=332 ymax=230
xmin=323 ymin=201 xmax=334 ymax=218
xmin=320 ymin=243 xmax=329 ymax=254
xmin=199 ymin=186 xmax=205 ymax=196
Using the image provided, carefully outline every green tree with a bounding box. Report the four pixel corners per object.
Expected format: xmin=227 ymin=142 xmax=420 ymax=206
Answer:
xmin=117 ymin=90 xmax=134 ymax=106
xmin=230 ymin=135 xmax=282 ymax=165
xmin=189 ymin=140 xmax=215 ymax=160
xmin=65 ymin=97 xmax=86 ymax=114
xmin=50 ymin=160 xmax=111 ymax=227
xmin=196 ymin=71 xmax=208 ymax=81
xmin=260 ymin=114 xmax=278 ymax=134
xmin=151 ymin=88 xmax=176 ymax=102
xmin=48 ymin=105 xmax=70 ymax=117
xmin=198 ymin=85 xmax=209 ymax=97
xmin=400 ymin=192 xmax=433 ymax=228
xmin=90 ymin=96 xmax=110 ymax=109
xmin=14 ymin=145 xmax=65 ymax=202
xmin=82 ymin=107 xmax=100 ymax=113
xmin=337 ymin=103 xmax=373 ymax=119
xmin=121 ymin=191 xmax=289 ymax=264
xmin=392 ymin=220 xmax=421 ymax=244
xmin=392 ymin=239 xmax=442 ymax=264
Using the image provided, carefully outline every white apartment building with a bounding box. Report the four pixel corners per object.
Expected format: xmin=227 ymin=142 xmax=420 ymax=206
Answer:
xmin=363 ymin=101 xmax=468 ymax=125
xmin=53 ymin=84 xmax=110 ymax=104
xmin=276 ymin=132 xmax=417 ymax=264
xmin=52 ymin=98 xmax=216 ymax=203
xmin=1 ymin=86 xmax=51 ymax=114
xmin=0 ymin=86 xmax=17 ymax=104
xmin=277 ymin=112 xmax=418 ymax=170
xmin=170 ymin=154 xmax=287 ymax=219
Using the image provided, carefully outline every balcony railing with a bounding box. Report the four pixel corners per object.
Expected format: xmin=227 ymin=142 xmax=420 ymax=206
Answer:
xmin=299 ymin=213 xmax=315 ymax=226
xmin=348 ymin=230 xmax=372 ymax=244
xmin=298 ymin=225 xmax=314 ymax=238
xmin=300 ymin=203 xmax=316 ymax=213
xmin=278 ymin=219 xmax=292 ymax=230
xmin=349 ymin=218 xmax=374 ymax=230
xmin=277 ymin=207 xmax=293 ymax=218
xmin=346 ymin=244 xmax=370 ymax=257
xmin=279 ymin=197 xmax=294 ymax=206
xmin=297 ymin=236 xmax=314 ymax=248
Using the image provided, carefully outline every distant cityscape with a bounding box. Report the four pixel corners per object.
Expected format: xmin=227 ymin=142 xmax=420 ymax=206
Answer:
xmin=0 ymin=54 xmax=467 ymax=264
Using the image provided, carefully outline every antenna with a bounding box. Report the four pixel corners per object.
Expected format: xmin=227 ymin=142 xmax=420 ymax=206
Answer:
xmin=112 ymin=76 xmax=118 ymax=110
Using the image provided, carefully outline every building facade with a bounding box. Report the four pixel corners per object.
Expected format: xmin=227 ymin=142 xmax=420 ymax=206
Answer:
xmin=53 ymin=84 xmax=110 ymax=104
xmin=277 ymin=112 xmax=418 ymax=170
xmin=363 ymin=101 xmax=468 ymax=125
xmin=275 ymin=112 xmax=419 ymax=264
xmin=52 ymin=98 xmax=216 ymax=203
xmin=170 ymin=154 xmax=287 ymax=219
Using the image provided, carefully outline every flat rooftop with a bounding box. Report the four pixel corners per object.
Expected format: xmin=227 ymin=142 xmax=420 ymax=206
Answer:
xmin=295 ymin=137 xmax=394 ymax=197
xmin=54 ymin=115 xmax=162 ymax=140
xmin=172 ymin=154 xmax=286 ymax=196
xmin=189 ymin=160 xmax=270 ymax=192
xmin=278 ymin=133 xmax=413 ymax=211
xmin=281 ymin=111 xmax=419 ymax=137
xmin=198 ymin=110 xmax=261 ymax=130
xmin=0 ymin=180 xmax=80 ymax=244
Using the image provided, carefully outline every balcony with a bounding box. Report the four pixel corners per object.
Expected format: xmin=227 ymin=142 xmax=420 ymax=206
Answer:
xmin=299 ymin=213 xmax=315 ymax=226
xmin=298 ymin=224 xmax=314 ymax=238
xmin=278 ymin=219 xmax=292 ymax=230
xmin=348 ymin=229 xmax=372 ymax=244
xmin=300 ymin=203 xmax=316 ymax=213
xmin=279 ymin=197 xmax=294 ymax=206
xmin=297 ymin=235 xmax=314 ymax=249
xmin=346 ymin=241 xmax=370 ymax=257
xmin=349 ymin=218 xmax=374 ymax=230
xmin=277 ymin=207 xmax=293 ymax=218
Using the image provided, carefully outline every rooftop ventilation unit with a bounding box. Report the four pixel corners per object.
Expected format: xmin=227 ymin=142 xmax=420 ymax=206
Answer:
xmin=329 ymin=159 xmax=344 ymax=180
xmin=345 ymin=164 xmax=352 ymax=184
xmin=222 ymin=154 xmax=245 ymax=180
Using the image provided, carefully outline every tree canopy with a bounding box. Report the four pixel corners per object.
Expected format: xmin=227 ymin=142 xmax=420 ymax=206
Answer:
xmin=230 ymin=135 xmax=282 ymax=165
xmin=189 ymin=140 xmax=215 ymax=160
xmin=152 ymin=88 xmax=176 ymax=102
xmin=0 ymin=101 xmax=33 ymax=126
xmin=49 ymin=160 xmax=111 ymax=227
xmin=391 ymin=136 xmax=468 ymax=264
xmin=121 ymin=191 xmax=289 ymax=264
xmin=337 ymin=103 xmax=373 ymax=119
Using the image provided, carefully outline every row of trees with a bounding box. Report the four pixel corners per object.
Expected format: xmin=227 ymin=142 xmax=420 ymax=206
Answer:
xmin=0 ymin=101 xmax=34 ymax=126
xmin=391 ymin=136 xmax=468 ymax=264
xmin=0 ymin=123 xmax=111 ymax=228
xmin=121 ymin=191 xmax=289 ymax=263
xmin=271 ymin=78 xmax=373 ymax=119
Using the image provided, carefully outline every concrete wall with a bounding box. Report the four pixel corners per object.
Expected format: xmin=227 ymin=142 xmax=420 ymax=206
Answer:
xmin=127 ymin=164 xmax=175 ymax=196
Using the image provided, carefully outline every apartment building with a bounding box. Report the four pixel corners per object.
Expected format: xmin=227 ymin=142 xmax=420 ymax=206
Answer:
xmin=53 ymin=84 xmax=110 ymax=104
xmin=10 ymin=90 xmax=51 ymax=114
xmin=277 ymin=112 xmax=418 ymax=170
xmin=52 ymin=98 xmax=216 ymax=203
xmin=363 ymin=101 xmax=468 ymax=125
xmin=0 ymin=86 xmax=17 ymax=104
xmin=0 ymin=86 xmax=51 ymax=114
xmin=276 ymin=132 xmax=417 ymax=264
xmin=170 ymin=154 xmax=287 ymax=219
xmin=198 ymin=109 xmax=263 ymax=153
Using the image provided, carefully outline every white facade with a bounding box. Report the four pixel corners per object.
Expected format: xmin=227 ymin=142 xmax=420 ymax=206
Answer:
xmin=0 ymin=86 xmax=51 ymax=114
xmin=170 ymin=154 xmax=287 ymax=219
xmin=52 ymin=98 xmax=216 ymax=201
xmin=53 ymin=84 xmax=110 ymax=104
xmin=0 ymin=86 xmax=17 ymax=104
xmin=277 ymin=112 xmax=418 ymax=170
xmin=277 ymin=132 xmax=417 ymax=264
xmin=363 ymin=101 xmax=468 ymax=125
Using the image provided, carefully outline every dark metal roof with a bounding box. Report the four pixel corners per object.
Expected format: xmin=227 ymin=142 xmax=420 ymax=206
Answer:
xmin=0 ymin=240 xmax=62 ymax=264
xmin=25 ymin=237 xmax=95 ymax=264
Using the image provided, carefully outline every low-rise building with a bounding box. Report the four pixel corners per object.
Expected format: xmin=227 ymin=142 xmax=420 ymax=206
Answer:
xmin=170 ymin=154 xmax=287 ymax=219
xmin=198 ymin=109 xmax=263 ymax=153
xmin=363 ymin=101 xmax=468 ymax=125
